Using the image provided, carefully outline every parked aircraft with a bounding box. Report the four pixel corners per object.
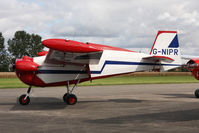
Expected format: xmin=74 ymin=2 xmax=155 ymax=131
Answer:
xmin=15 ymin=31 xmax=186 ymax=105
xmin=185 ymin=59 xmax=199 ymax=98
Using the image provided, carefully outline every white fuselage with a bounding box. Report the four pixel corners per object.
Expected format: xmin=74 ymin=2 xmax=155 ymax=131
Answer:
xmin=33 ymin=50 xmax=178 ymax=84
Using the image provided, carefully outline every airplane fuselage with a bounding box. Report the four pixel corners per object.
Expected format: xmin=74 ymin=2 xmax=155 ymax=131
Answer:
xmin=16 ymin=50 xmax=179 ymax=87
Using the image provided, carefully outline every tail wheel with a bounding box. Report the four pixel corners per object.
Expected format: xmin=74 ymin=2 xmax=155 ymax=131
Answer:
xmin=195 ymin=89 xmax=199 ymax=98
xmin=19 ymin=94 xmax=30 ymax=105
xmin=63 ymin=93 xmax=77 ymax=105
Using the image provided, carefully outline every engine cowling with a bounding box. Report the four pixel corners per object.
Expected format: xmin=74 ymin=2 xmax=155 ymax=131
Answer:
xmin=186 ymin=59 xmax=199 ymax=80
xmin=15 ymin=56 xmax=39 ymax=85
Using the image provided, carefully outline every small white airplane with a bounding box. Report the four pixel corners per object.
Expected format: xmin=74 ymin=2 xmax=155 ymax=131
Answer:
xmin=15 ymin=31 xmax=183 ymax=105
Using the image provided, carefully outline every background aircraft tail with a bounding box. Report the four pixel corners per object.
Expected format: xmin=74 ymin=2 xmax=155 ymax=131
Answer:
xmin=149 ymin=31 xmax=182 ymax=71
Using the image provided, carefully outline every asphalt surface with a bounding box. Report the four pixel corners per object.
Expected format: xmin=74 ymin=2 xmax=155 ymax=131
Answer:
xmin=1 ymin=83 xmax=199 ymax=133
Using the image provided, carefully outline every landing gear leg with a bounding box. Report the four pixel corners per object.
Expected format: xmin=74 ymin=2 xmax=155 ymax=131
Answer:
xmin=19 ymin=86 xmax=32 ymax=105
xmin=63 ymin=81 xmax=79 ymax=105
xmin=195 ymin=89 xmax=199 ymax=98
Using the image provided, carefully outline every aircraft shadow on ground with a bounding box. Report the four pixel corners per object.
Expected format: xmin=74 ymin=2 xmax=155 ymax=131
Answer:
xmin=158 ymin=93 xmax=195 ymax=98
xmin=86 ymin=108 xmax=199 ymax=124
xmin=79 ymin=99 xmax=144 ymax=104
xmin=2 ymin=97 xmax=145 ymax=111
xmin=10 ymin=97 xmax=67 ymax=111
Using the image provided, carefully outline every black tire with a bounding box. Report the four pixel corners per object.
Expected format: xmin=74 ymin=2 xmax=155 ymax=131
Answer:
xmin=63 ymin=93 xmax=69 ymax=101
xmin=195 ymin=89 xmax=199 ymax=98
xmin=63 ymin=93 xmax=77 ymax=105
xmin=19 ymin=94 xmax=30 ymax=105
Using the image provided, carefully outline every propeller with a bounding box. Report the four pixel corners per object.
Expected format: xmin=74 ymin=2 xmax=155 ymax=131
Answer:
xmin=8 ymin=64 xmax=16 ymax=72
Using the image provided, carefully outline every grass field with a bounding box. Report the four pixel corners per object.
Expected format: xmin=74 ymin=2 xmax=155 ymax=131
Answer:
xmin=0 ymin=75 xmax=198 ymax=89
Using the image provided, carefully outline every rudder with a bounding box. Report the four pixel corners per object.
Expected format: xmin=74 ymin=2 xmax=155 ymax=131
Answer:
xmin=150 ymin=31 xmax=182 ymax=71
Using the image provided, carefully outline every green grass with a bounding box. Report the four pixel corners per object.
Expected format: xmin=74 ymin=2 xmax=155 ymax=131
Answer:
xmin=0 ymin=78 xmax=28 ymax=88
xmin=80 ymin=75 xmax=198 ymax=86
xmin=0 ymin=75 xmax=198 ymax=89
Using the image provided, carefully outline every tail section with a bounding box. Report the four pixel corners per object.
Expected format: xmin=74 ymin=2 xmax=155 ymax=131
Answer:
xmin=150 ymin=31 xmax=182 ymax=71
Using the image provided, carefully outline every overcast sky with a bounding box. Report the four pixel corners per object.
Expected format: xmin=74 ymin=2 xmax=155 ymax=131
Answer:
xmin=0 ymin=0 xmax=199 ymax=55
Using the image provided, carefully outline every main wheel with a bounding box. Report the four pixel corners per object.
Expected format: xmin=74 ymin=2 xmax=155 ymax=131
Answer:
xmin=63 ymin=93 xmax=69 ymax=101
xmin=19 ymin=94 xmax=30 ymax=105
xmin=63 ymin=93 xmax=77 ymax=105
xmin=195 ymin=89 xmax=199 ymax=98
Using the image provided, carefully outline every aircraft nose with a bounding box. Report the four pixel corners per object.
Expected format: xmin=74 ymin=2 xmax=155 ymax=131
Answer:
xmin=15 ymin=56 xmax=39 ymax=71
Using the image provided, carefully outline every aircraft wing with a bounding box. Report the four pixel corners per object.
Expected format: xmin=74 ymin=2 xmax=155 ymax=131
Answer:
xmin=36 ymin=39 xmax=103 ymax=83
xmin=42 ymin=39 xmax=102 ymax=53
xmin=42 ymin=39 xmax=103 ymax=65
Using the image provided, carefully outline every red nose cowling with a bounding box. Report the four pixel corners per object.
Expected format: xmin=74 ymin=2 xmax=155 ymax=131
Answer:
xmin=15 ymin=56 xmax=39 ymax=86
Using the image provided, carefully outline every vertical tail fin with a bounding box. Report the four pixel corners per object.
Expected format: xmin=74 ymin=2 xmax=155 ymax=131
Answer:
xmin=150 ymin=31 xmax=182 ymax=71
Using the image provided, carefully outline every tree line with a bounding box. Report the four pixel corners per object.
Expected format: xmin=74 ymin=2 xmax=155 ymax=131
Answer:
xmin=0 ymin=31 xmax=44 ymax=72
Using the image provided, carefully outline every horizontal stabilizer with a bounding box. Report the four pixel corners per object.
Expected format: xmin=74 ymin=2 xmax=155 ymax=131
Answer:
xmin=143 ymin=55 xmax=174 ymax=63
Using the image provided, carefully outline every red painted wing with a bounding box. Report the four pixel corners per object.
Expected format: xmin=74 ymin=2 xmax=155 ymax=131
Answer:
xmin=42 ymin=39 xmax=102 ymax=53
xmin=42 ymin=39 xmax=135 ymax=53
